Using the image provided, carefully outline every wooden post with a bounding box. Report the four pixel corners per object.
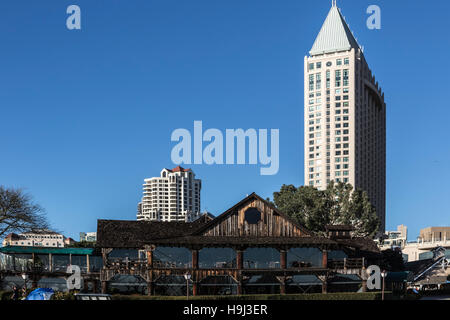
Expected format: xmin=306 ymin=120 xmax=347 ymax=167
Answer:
xmin=322 ymin=249 xmax=328 ymax=269
xmin=362 ymin=280 xmax=367 ymax=292
xmin=49 ymin=253 xmax=53 ymax=272
xmin=12 ymin=255 xmax=16 ymax=271
xmin=146 ymin=250 xmax=153 ymax=268
xmin=101 ymin=281 xmax=107 ymax=294
xmin=192 ymin=249 xmax=199 ymax=270
xmin=236 ymin=250 xmax=243 ymax=270
xmin=322 ymin=278 xmax=328 ymax=294
xmin=83 ymin=277 xmax=88 ymax=292
xmin=101 ymin=248 xmax=111 ymax=267
xmin=280 ymin=250 xmax=287 ymax=269
xmin=86 ymin=254 xmax=90 ymax=273
xmin=236 ymin=250 xmax=243 ymax=295
xmin=147 ymin=281 xmax=153 ymax=296
xmin=280 ymin=277 xmax=286 ymax=294
xmin=93 ymin=280 xmax=98 ymax=293
xmin=193 ymin=282 xmax=198 ymax=296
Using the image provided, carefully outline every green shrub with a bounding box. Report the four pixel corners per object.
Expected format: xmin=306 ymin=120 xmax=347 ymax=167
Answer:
xmin=112 ymin=292 xmax=392 ymax=301
xmin=0 ymin=291 xmax=13 ymax=301
xmin=51 ymin=291 xmax=76 ymax=300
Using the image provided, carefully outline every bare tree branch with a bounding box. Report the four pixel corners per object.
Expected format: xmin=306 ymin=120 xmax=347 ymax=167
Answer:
xmin=0 ymin=186 xmax=50 ymax=239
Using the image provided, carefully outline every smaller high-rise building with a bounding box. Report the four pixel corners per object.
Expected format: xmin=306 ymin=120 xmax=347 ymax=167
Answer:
xmin=137 ymin=166 xmax=202 ymax=222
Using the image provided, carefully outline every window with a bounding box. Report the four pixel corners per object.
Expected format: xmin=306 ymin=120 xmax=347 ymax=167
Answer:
xmin=316 ymin=73 xmax=321 ymax=90
xmin=336 ymin=59 xmax=342 ymax=66
xmin=335 ymin=70 xmax=341 ymax=87
xmin=343 ymin=69 xmax=349 ymax=86
xmin=309 ymin=74 xmax=314 ymax=91
xmin=326 ymin=71 xmax=331 ymax=89
xmin=244 ymin=208 xmax=261 ymax=224
xmin=309 ymin=63 xmax=314 ymax=71
xmin=316 ymin=62 xmax=322 ymax=69
xmin=344 ymin=58 xmax=349 ymax=65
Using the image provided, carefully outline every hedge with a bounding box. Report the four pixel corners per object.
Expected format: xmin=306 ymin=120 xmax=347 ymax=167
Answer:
xmin=112 ymin=292 xmax=391 ymax=301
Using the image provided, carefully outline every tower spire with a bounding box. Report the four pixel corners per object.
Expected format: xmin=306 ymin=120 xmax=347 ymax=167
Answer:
xmin=332 ymin=0 xmax=337 ymax=7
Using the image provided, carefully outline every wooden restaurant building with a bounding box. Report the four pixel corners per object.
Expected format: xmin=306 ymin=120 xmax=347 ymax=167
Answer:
xmin=97 ymin=193 xmax=381 ymax=296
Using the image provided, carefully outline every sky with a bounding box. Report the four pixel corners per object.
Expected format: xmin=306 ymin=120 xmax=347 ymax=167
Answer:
xmin=0 ymin=0 xmax=449 ymax=241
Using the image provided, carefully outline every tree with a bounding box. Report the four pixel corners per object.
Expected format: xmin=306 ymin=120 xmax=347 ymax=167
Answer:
xmin=273 ymin=181 xmax=379 ymax=237
xmin=0 ymin=186 xmax=50 ymax=239
xmin=380 ymin=248 xmax=405 ymax=272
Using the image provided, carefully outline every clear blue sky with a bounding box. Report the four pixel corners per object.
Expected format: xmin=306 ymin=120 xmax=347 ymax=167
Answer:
xmin=0 ymin=0 xmax=449 ymax=241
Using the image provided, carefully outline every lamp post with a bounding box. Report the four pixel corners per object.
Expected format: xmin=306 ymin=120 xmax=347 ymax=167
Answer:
xmin=21 ymin=273 xmax=28 ymax=297
xmin=184 ymin=273 xmax=191 ymax=300
xmin=381 ymin=270 xmax=387 ymax=301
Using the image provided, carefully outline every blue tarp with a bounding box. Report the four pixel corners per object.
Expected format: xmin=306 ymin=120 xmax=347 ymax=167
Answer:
xmin=25 ymin=288 xmax=54 ymax=300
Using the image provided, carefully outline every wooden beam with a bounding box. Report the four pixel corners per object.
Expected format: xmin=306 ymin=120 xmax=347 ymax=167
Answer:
xmin=236 ymin=250 xmax=243 ymax=270
xmin=48 ymin=253 xmax=53 ymax=273
xmin=322 ymin=249 xmax=328 ymax=269
xmin=280 ymin=250 xmax=287 ymax=269
xmin=146 ymin=250 xmax=153 ymax=268
xmin=192 ymin=249 xmax=199 ymax=270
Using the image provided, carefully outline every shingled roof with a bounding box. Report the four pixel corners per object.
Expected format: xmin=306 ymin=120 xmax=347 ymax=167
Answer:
xmin=96 ymin=215 xmax=211 ymax=248
xmin=96 ymin=193 xmax=380 ymax=254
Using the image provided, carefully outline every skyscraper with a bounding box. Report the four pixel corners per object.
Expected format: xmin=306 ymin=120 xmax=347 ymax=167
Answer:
xmin=137 ymin=166 xmax=202 ymax=222
xmin=304 ymin=3 xmax=386 ymax=231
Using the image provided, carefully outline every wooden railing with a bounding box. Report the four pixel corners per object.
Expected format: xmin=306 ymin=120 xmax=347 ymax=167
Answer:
xmin=327 ymin=258 xmax=364 ymax=270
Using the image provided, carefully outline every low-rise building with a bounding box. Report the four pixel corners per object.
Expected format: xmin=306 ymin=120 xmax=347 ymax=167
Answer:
xmin=375 ymin=225 xmax=408 ymax=250
xmin=2 ymin=230 xmax=65 ymax=248
xmin=80 ymin=232 xmax=97 ymax=242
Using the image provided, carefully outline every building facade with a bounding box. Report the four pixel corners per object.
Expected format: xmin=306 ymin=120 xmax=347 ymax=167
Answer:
xmin=99 ymin=193 xmax=381 ymax=296
xmin=304 ymin=3 xmax=386 ymax=231
xmin=2 ymin=231 xmax=65 ymax=248
xmin=375 ymin=225 xmax=408 ymax=250
xmin=80 ymin=232 xmax=97 ymax=242
xmin=137 ymin=166 xmax=201 ymax=222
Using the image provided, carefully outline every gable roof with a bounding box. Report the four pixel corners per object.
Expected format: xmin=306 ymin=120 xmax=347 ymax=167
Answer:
xmin=192 ymin=193 xmax=312 ymax=237
xmin=309 ymin=5 xmax=360 ymax=56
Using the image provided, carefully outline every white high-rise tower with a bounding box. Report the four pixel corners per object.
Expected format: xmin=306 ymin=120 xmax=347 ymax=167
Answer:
xmin=304 ymin=3 xmax=386 ymax=231
xmin=137 ymin=166 xmax=202 ymax=222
